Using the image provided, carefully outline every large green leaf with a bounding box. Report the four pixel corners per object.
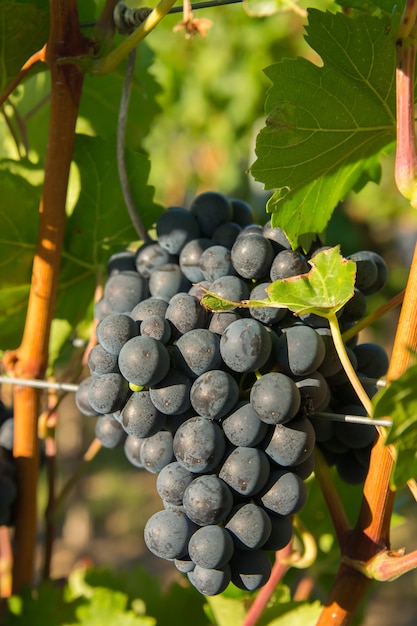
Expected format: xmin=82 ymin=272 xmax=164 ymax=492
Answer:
xmin=250 ymin=9 xmax=396 ymax=251
xmin=373 ymin=363 xmax=417 ymax=490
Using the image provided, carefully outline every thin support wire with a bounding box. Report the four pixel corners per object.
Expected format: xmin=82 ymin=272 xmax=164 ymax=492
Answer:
xmin=0 ymin=375 xmax=392 ymax=426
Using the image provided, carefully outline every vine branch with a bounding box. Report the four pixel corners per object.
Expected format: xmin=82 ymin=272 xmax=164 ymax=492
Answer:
xmin=3 ymin=0 xmax=87 ymax=592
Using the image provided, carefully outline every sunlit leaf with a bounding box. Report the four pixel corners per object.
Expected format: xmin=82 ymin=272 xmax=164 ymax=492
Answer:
xmin=250 ymin=10 xmax=396 ymax=251
xmin=205 ymin=594 xmax=247 ymax=626
xmin=266 ymin=246 xmax=355 ymax=316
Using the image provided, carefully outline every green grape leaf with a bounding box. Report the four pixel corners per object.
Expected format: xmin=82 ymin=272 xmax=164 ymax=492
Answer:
xmin=0 ymin=2 xmax=49 ymax=93
xmin=201 ymin=246 xmax=355 ymax=317
xmin=266 ymin=246 xmax=356 ymax=315
xmin=250 ymin=9 xmax=396 ymax=251
xmin=373 ymin=363 xmax=417 ymax=490
xmin=259 ymin=600 xmax=323 ymax=626
xmin=205 ymin=594 xmax=247 ymax=626
xmin=7 ymin=580 xmax=82 ymax=625
xmin=0 ymin=165 xmax=40 ymax=349
xmin=75 ymin=588 xmax=155 ymax=626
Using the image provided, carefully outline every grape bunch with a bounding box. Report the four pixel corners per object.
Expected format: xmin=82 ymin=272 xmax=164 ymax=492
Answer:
xmin=0 ymin=400 xmax=17 ymax=526
xmin=75 ymin=191 xmax=388 ymax=595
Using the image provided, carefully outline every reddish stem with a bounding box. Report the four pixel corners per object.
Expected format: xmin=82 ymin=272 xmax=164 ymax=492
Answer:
xmin=395 ymin=39 xmax=417 ymax=206
xmin=6 ymin=1 xmax=86 ymax=592
xmin=243 ymin=542 xmax=293 ymax=626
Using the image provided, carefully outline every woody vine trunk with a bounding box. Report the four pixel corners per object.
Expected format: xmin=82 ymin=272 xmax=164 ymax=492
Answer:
xmin=8 ymin=0 xmax=85 ymax=592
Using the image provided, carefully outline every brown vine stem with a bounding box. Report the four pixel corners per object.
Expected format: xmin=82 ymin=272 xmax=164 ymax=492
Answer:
xmin=313 ymin=448 xmax=351 ymax=547
xmin=3 ymin=1 xmax=87 ymax=593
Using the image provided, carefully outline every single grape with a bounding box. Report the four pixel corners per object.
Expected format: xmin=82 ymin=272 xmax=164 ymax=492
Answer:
xmin=140 ymin=430 xmax=174 ymax=474
xmin=156 ymin=206 xmax=201 ymax=254
xmin=212 ymin=221 xmax=241 ymax=249
xmin=190 ymin=191 xmax=233 ymax=237
xmin=156 ymin=461 xmax=194 ymax=505
xmin=225 ymin=503 xmax=271 ymax=550
xmin=231 ymin=232 xmax=274 ymax=280
xmin=165 ymin=293 xmax=207 ymax=338
xmin=219 ymin=447 xmax=270 ymax=496
xmin=261 ymin=513 xmax=293 ymax=551
xmin=135 ymin=241 xmax=174 ymax=279
xmin=88 ymin=373 xmax=130 ymax=414
xmin=220 ymin=318 xmax=272 ymax=373
xmin=199 ymin=245 xmax=235 ymax=282
xmin=148 ymin=263 xmax=191 ymax=301
xmin=174 ymin=329 xmax=222 ymax=378
xmin=250 ymin=372 xmax=301 ymax=425
xmin=183 ymin=474 xmax=233 ymax=525
xmin=0 ymin=419 xmax=14 ymax=451
xmin=173 ymin=416 xmax=226 ymax=473
xmin=175 ymin=557 xmax=195 ymax=573
xmin=340 ymin=288 xmax=367 ymax=322
xmin=275 ymin=325 xmax=326 ymax=376
xmin=188 ymin=564 xmax=231 ymax=596
xmin=95 ymin=414 xmax=126 ymax=448
xmin=221 ymin=402 xmax=269 ymax=447
xmin=149 ymin=369 xmax=193 ymax=415
xmin=258 ymin=470 xmax=307 ymax=516
xmin=230 ymin=198 xmax=254 ymax=227
xmin=249 ymin=282 xmax=287 ymax=325
xmin=190 ymin=370 xmax=239 ymax=420
xmin=262 ymin=415 xmax=316 ymax=467
xmin=353 ymin=342 xmax=389 ymax=378
xmin=270 ymin=250 xmax=309 ymax=281
xmin=120 ymin=391 xmax=166 ymax=438
xmin=104 ymin=271 xmax=148 ymax=313
xmin=230 ymin=549 xmax=272 ymax=591
xmin=347 ymin=251 xmax=378 ymax=293
xmin=263 ymin=221 xmax=291 ymax=251
xmin=140 ymin=314 xmax=171 ymax=343
xmin=144 ymin=509 xmax=196 ymax=559
xmin=208 ymin=275 xmax=250 ymax=302
xmin=188 ymin=525 xmax=234 ymax=568
xmin=118 ymin=336 xmax=170 ymax=387
xmin=88 ymin=344 xmax=119 ymax=375
xmin=75 ymin=377 xmax=99 ymax=417
xmin=96 ymin=313 xmax=139 ymax=355
xmin=208 ymin=311 xmax=242 ymax=334
xmin=359 ymin=250 xmax=388 ymax=295
xmin=294 ymin=371 xmax=330 ymax=411
xmin=107 ymin=250 xmax=136 ymax=274
xmin=124 ymin=435 xmax=144 ymax=468
xmin=130 ymin=297 xmax=169 ymax=322
xmin=179 ymin=238 xmax=213 ymax=283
